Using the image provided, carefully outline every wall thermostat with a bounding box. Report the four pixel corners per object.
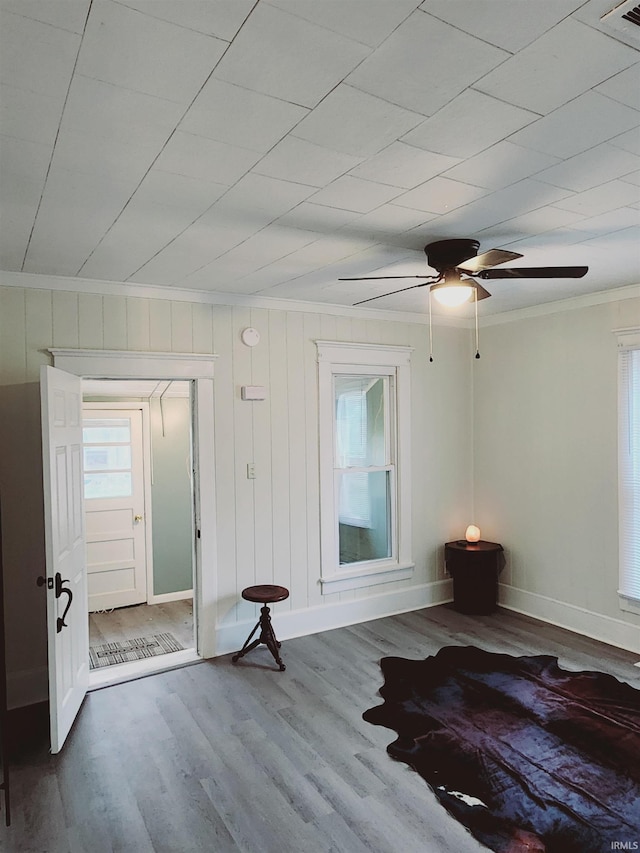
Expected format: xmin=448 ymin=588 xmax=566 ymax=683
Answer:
xmin=241 ymin=385 xmax=266 ymax=401
xmin=241 ymin=327 xmax=260 ymax=347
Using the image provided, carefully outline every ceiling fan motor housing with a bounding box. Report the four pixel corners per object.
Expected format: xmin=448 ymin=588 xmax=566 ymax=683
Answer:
xmin=425 ymin=239 xmax=480 ymax=272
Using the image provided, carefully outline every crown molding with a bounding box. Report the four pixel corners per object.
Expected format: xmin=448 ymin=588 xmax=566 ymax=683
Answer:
xmin=481 ymin=283 xmax=640 ymax=326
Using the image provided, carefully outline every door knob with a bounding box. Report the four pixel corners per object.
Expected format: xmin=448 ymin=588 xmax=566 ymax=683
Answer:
xmin=134 ymin=515 xmax=143 ymax=522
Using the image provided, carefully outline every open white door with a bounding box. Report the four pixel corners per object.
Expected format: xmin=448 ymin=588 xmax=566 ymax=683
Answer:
xmin=40 ymin=365 xmax=89 ymax=753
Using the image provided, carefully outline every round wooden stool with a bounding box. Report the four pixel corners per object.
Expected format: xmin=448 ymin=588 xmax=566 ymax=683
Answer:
xmin=232 ymin=584 xmax=289 ymax=671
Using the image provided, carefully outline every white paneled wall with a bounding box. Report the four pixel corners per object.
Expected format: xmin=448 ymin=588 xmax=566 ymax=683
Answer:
xmin=0 ymin=283 xmax=473 ymax=704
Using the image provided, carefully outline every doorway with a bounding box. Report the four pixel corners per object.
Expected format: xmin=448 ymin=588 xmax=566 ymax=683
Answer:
xmin=82 ymin=381 xmax=196 ymax=685
xmin=42 ymin=350 xmax=217 ymax=751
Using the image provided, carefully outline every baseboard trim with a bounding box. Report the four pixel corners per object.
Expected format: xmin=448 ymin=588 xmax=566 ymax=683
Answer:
xmin=215 ymin=579 xmax=454 ymax=655
xmin=499 ymin=584 xmax=640 ymax=655
xmin=147 ymin=589 xmax=193 ymax=605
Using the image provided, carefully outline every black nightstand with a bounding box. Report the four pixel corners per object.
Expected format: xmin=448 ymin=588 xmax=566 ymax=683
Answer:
xmin=444 ymin=540 xmax=505 ymax=615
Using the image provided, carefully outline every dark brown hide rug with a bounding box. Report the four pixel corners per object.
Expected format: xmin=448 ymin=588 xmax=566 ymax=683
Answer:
xmin=363 ymin=646 xmax=640 ymax=853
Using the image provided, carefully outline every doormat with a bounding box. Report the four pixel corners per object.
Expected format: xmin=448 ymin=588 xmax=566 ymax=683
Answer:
xmin=89 ymin=633 xmax=184 ymax=669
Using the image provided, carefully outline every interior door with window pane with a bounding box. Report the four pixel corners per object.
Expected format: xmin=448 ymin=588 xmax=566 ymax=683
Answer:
xmin=83 ymin=409 xmax=147 ymax=611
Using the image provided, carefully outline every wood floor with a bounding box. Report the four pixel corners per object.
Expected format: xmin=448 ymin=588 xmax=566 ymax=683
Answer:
xmin=89 ymin=599 xmax=194 ymax=652
xmin=3 ymin=605 xmax=639 ymax=852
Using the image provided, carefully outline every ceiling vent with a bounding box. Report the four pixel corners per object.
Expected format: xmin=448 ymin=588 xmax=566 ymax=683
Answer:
xmin=600 ymin=0 xmax=640 ymax=46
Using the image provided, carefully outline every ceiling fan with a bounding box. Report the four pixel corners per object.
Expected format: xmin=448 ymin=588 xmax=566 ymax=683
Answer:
xmin=340 ymin=238 xmax=588 ymax=308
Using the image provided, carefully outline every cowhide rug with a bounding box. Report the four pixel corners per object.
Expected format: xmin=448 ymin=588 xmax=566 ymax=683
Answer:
xmin=363 ymin=646 xmax=640 ymax=853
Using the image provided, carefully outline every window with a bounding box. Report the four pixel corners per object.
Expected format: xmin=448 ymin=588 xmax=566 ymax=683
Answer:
xmin=83 ymin=417 xmax=134 ymax=500
xmin=618 ymin=329 xmax=640 ymax=614
xmin=317 ymin=341 xmax=413 ymax=593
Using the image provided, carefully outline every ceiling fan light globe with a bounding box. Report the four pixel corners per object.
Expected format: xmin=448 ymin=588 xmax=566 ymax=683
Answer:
xmin=432 ymin=284 xmax=474 ymax=307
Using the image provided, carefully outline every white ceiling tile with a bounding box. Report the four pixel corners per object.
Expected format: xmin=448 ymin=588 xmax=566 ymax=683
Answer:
xmin=394 ymin=177 xmax=488 ymax=214
xmin=309 ymin=176 xmax=402 ymax=213
xmin=181 ymin=79 xmax=309 ymax=153
xmin=78 ymin=173 xmax=228 ymax=280
xmin=609 ymin=127 xmax=640 ymax=156
xmin=0 ymin=202 xmax=38 ymax=270
xmin=345 ymin=204 xmax=437 ymax=239
xmin=61 ymin=75 xmax=184 ymax=148
xmin=292 ymin=85 xmax=424 ymax=157
xmin=129 ymin=215 xmax=261 ymax=285
xmin=346 ymin=10 xmax=508 ymax=116
xmin=1 ymin=0 xmax=90 ymax=33
xmin=622 ymin=171 xmax=640 ymax=187
xmin=348 ymin=143 xmax=460 ymax=189
xmin=132 ymin=168 xmax=229 ymax=211
xmin=554 ymin=180 xmax=640 ymax=217
xmin=253 ymin=137 xmax=363 ymax=187
xmin=475 ymin=18 xmax=638 ymax=115
xmin=422 ymin=179 xmax=574 ymax=234
xmin=570 ymin=207 xmax=640 ymax=239
xmin=401 ymin=90 xmax=539 ymax=159
xmin=266 ymin=0 xmax=418 ymax=47
xmin=0 ymin=134 xmax=51 ymax=268
xmin=214 ymin=173 xmax=317 ymax=219
xmin=475 ymin=206 xmax=588 ymax=244
xmin=509 ymin=93 xmax=640 ymax=158
xmin=119 ymin=0 xmax=255 ymax=41
xmin=420 ymin=0 xmax=585 ymax=52
xmin=79 ymin=203 xmax=206 ymax=282
xmin=0 ymin=83 xmax=62 ymax=147
xmin=0 ymin=10 xmax=80 ymax=102
xmin=76 ymin=1 xmax=226 ymax=105
xmin=535 ymin=143 xmax=640 ymax=192
xmin=442 ymin=142 xmax=561 ymax=189
xmin=596 ymin=63 xmax=640 ymax=112
xmin=153 ymin=131 xmax=261 ymax=184
xmin=234 ymin=234 xmax=378 ymax=293
xmin=50 ymin=128 xmax=158 ymax=183
xmin=23 ymin=166 xmax=138 ymax=275
xmin=0 ymin=133 xmax=51 ymax=192
xmin=276 ymin=203 xmax=361 ymax=232
xmin=181 ymin=224 xmax=318 ymax=287
xmin=213 ymin=2 xmax=370 ymax=108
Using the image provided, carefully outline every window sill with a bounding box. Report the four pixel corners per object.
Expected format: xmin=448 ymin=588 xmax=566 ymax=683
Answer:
xmin=619 ymin=594 xmax=640 ymax=616
xmin=320 ymin=561 xmax=414 ymax=594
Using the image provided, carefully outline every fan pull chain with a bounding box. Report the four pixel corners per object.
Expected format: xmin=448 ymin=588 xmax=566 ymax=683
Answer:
xmin=428 ymin=289 xmax=434 ymax=363
xmin=474 ymin=286 xmax=480 ymax=360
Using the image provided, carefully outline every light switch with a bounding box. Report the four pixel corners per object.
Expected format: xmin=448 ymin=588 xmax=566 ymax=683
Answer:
xmin=247 ymin=463 xmax=256 ymax=479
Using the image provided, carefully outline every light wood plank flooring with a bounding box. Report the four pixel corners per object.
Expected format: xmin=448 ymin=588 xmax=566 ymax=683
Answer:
xmin=89 ymin=599 xmax=194 ymax=651
xmin=3 ymin=605 xmax=639 ymax=853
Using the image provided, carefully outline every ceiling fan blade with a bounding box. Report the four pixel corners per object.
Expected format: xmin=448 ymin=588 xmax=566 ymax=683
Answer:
xmin=353 ymin=281 xmax=433 ymax=305
xmin=339 ymin=275 xmax=435 ymax=281
xmin=476 ymin=266 xmax=588 ymax=280
xmin=458 ymin=249 xmax=523 ymax=273
xmin=474 ymin=283 xmax=492 ymax=300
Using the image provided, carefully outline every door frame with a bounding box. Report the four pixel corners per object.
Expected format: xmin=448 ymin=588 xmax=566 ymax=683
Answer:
xmin=83 ymin=402 xmax=154 ymax=610
xmin=48 ymin=349 xmax=218 ymax=660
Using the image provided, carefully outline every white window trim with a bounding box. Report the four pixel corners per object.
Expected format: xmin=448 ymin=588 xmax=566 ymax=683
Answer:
xmin=614 ymin=327 xmax=640 ymax=614
xmin=317 ymin=341 xmax=413 ymax=593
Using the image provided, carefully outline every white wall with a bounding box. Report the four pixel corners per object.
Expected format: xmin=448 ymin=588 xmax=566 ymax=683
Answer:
xmin=0 ymin=280 xmax=473 ymax=706
xmin=473 ymin=294 xmax=640 ymax=652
